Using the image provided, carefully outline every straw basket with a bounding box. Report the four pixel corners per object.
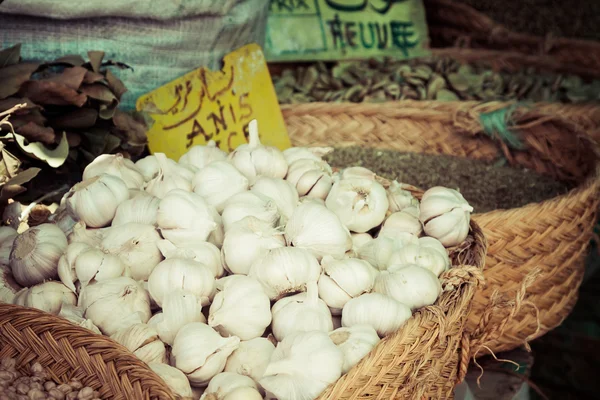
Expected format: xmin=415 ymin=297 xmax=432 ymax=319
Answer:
xmin=282 ymin=100 xmax=600 ymax=356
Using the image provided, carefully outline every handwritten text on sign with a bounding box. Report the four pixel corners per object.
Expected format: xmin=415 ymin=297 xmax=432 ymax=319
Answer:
xmin=136 ymin=44 xmax=290 ymax=160
xmin=265 ymin=0 xmax=430 ymax=61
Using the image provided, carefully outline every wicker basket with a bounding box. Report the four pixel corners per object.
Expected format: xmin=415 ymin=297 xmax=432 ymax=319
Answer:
xmin=282 ymin=100 xmax=600 ymax=356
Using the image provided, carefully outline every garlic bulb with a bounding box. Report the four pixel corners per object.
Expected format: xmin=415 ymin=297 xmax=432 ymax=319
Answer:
xmin=111 ymin=323 xmax=167 ymax=364
xmin=145 ymin=153 xmax=193 ymax=198
xmin=259 ymin=331 xmax=343 ymax=400
xmin=271 ymin=281 xmax=333 ymax=341
xmin=208 ymin=275 xmax=271 ymax=340
xmin=0 ymin=226 xmax=17 ymax=265
xmin=282 ymin=146 xmax=333 ymax=165
xmin=248 ymin=247 xmax=321 ymax=300
xmin=136 ymin=154 xmax=193 ymax=182
xmin=158 ymin=239 xmax=224 ymax=278
xmin=374 ymin=264 xmax=441 ymax=310
xmin=149 ymin=363 xmax=194 ymax=399
xmin=357 ymin=232 xmax=419 ymax=271
xmin=179 ymin=140 xmax=228 ymax=170
xmin=171 ymin=322 xmax=240 ymax=387
xmin=340 ymin=166 xmax=376 ymax=181
xmin=13 ymin=281 xmax=76 ymax=315
xmin=112 ymin=194 xmax=160 ymax=226
xmin=156 ymin=189 xmax=217 ymax=246
xmin=0 ymin=264 xmax=21 ymax=303
xmin=208 ymin=206 xmax=225 ymax=249
xmin=419 ymin=186 xmax=473 ymax=246
xmin=10 ymin=223 xmax=68 ymax=286
xmin=329 ymin=325 xmax=380 ymax=374
xmin=387 ymin=236 xmax=450 ymax=277
xmin=221 ymin=191 xmax=280 ymax=232
xmin=67 ymin=221 xmax=109 ymax=247
xmin=284 ymin=202 xmax=352 ymax=261
xmin=387 ymin=181 xmax=419 ymax=213
xmin=286 ymin=158 xmax=334 ymax=199
xmin=147 ymin=258 xmax=215 ymax=307
xmin=250 ymin=176 xmax=299 ymax=221
xmin=78 ymin=276 xmax=151 ymax=335
xmin=325 ymin=177 xmax=389 ymax=233
xmin=65 ymin=174 xmax=129 ymax=228
xmin=101 ymin=223 xmax=163 ymax=281
xmin=147 ymin=289 xmax=206 ymax=345
xmin=318 ymin=256 xmax=377 ymax=314
xmin=228 ymin=120 xmax=288 ymax=183
xmin=350 ymin=232 xmax=373 ymax=251
xmin=379 ymin=206 xmax=423 ymax=237
xmin=200 ymin=372 xmax=258 ymax=400
xmin=83 ymin=153 xmax=145 ymax=189
xmin=58 ymin=303 xmax=101 ymax=334
xmin=342 ymin=293 xmax=412 ymax=337
xmin=225 ymin=337 xmax=275 ymax=382
xmin=222 ymin=217 xmax=285 ymax=275
xmin=192 ymin=161 xmax=249 ymax=212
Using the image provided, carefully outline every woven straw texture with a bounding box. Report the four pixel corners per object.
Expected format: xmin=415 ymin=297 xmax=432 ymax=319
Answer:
xmin=0 ymin=304 xmax=176 ymax=400
xmin=282 ymin=100 xmax=600 ymax=356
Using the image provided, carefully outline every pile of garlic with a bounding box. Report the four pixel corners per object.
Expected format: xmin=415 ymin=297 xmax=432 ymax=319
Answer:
xmin=0 ymin=120 xmax=474 ymax=400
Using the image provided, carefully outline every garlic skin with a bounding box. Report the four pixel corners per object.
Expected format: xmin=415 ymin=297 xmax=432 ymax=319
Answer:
xmin=329 ymin=325 xmax=380 ymax=374
xmin=200 ymin=372 xmax=258 ymax=400
xmin=101 ymin=223 xmax=163 ymax=281
xmin=10 ymin=223 xmax=68 ymax=287
xmin=379 ymin=206 xmax=423 ymax=238
xmin=157 ymin=239 xmax=224 ymax=278
xmin=147 ymin=290 xmax=206 ymax=346
xmin=83 ymin=153 xmax=145 ymax=189
xmin=58 ymin=303 xmax=101 ymax=334
xmin=225 ymin=337 xmax=276 ymax=382
xmin=284 ymin=202 xmax=352 ymax=261
xmin=222 ymin=217 xmax=285 ymax=275
xmin=259 ymin=331 xmax=343 ymax=400
xmin=111 ymin=323 xmax=167 ymax=364
xmin=149 ymin=363 xmax=194 ymax=398
xmin=282 ymin=146 xmax=333 ymax=166
xmin=208 ymin=206 xmax=225 ymax=249
xmin=78 ymin=276 xmax=151 ymax=335
xmin=318 ymin=256 xmax=378 ymax=314
xmin=325 ymin=177 xmax=389 ymax=233
xmin=172 ymin=322 xmax=240 ymax=387
xmin=342 ymin=293 xmax=412 ymax=337
xmin=136 ymin=154 xmax=192 ymax=182
xmin=65 ymin=174 xmax=130 ymax=228
xmin=208 ymin=275 xmax=271 ymax=340
xmin=286 ymin=158 xmax=334 ymax=199
xmin=179 ymin=140 xmax=228 ymax=170
xmin=221 ymin=191 xmax=280 ymax=232
xmin=0 ymin=226 xmax=17 ymax=265
xmin=340 ymin=166 xmax=376 ymax=181
xmin=145 ymin=153 xmax=193 ymax=198
xmin=12 ymin=281 xmax=76 ymax=315
xmin=112 ymin=194 xmax=160 ymax=227
xmin=222 ymin=387 xmax=263 ymax=400
xmin=67 ymin=221 xmax=109 ymax=247
xmin=0 ymin=264 xmax=22 ymax=303
xmin=374 ymin=264 xmax=442 ymax=310
xmin=419 ymin=186 xmax=473 ymax=247
xmin=248 ymin=247 xmax=321 ymax=300
xmin=147 ymin=258 xmax=215 ymax=307
xmin=250 ymin=177 xmax=299 ymax=222
xmin=271 ymin=281 xmax=333 ymax=342
xmin=192 ymin=161 xmax=249 ymax=212
xmin=357 ymin=233 xmax=419 ymax=271
xmin=387 ymin=236 xmax=450 ymax=277
xmin=387 ymin=181 xmax=419 ymax=213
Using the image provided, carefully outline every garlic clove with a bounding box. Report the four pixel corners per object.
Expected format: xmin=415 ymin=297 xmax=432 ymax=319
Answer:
xmin=0 ymin=226 xmax=18 ymax=266
xmin=111 ymin=323 xmax=167 ymax=364
xmin=157 ymin=239 xmax=224 ymax=278
xmin=373 ymin=264 xmax=442 ymax=310
xmin=357 ymin=232 xmax=419 ymax=271
xmin=379 ymin=206 xmax=423 ymax=238
xmin=0 ymin=264 xmax=22 ymax=303
xmin=145 ymin=153 xmax=193 ymax=198
xmin=57 ymin=242 xmax=91 ymax=292
xmin=192 ymin=161 xmax=249 ymax=212
xmin=250 ymin=176 xmax=299 ymax=222
xmin=387 ymin=180 xmax=419 ymax=213
xmin=74 ymin=248 xmax=125 ymax=288
xmin=136 ymin=154 xmax=190 ymax=182
xmin=282 ymin=146 xmax=333 ymax=165
xmin=83 ymin=153 xmax=145 ymax=189
xmin=58 ymin=303 xmax=101 ymax=334
xmin=286 ymin=158 xmax=334 ymax=199
xmin=179 ymin=140 xmax=228 ymax=170
xmin=221 ymin=191 xmax=280 ymax=232
xmin=67 ymin=221 xmax=110 ymax=247
xmin=222 ymin=386 xmax=263 ymax=400
xmin=387 ymin=237 xmax=450 ymax=277
xmin=419 ymin=186 xmax=473 ymax=247
xmin=350 ymin=232 xmax=373 ymax=250
xmin=340 ymin=166 xmax=376 ymax=181
xmin=112 ymin=194 xmax=160 ymax=226
xmin=224 ymin=337 xmax=275 ymax=382
xmin=149 ymin=363 xmax=194 ymax=398
xmin=341 ymin=293 xmax=412 ymax=337
xmin=200 ymin=372 xmax=258 ymax=400
xmin=13 ymin=281 xmax=77 ymax=315
xmin=149 ymin=290 xmax=207 ymax=346
xmin=329 ymin=325 xmax=380 ymax=374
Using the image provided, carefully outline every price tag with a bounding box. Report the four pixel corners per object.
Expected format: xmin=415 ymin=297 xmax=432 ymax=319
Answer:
xmin=136 ymin=44 xmax=291 ymax=160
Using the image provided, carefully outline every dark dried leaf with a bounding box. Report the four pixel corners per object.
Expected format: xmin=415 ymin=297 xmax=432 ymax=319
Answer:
xmin=81 ymin=128 xmax=111 ymax=157
xmin=83 ymin=70 xmax=106 ymax=84
xmin=0 ymin=63 xmax=40 ymax=99
xmin=98 ymin=101 xmax=118 ymax=120
xmin=0 ymin=167 xmax=41 ymax=203
xmin=53 ymin=54 xmax=86 ymax=66
xmin=66 ymin=132 xmax=82 ymax=147
xmin=87 ymin=51 xmax=105 ymax=73
xmin=111 ymin=110 xmax=148 ymax=147
xmin=0 ymin=44 xmax=21 ymax=67
xmin=104 ymin=134 xmax=121 ymax=153
xmin=0 ymin=97 xmax=40 ymax=112
xmin=106 ymin=70 xmax=127 ymax=99
xmin=15 ymin=121 xmax=55 ymax=145
xmin=0 ymin=147 xmax=21 ymax=178
xmin=80 ymin=83 xmax=116 ymax=103
xmin=18 ymin=80 xmax=87 ymax=107
xmin=10 ymin=107 xmax=47 ymax=129
xmin=45 ymin=66 xmax=87 ymax=90
xmin=51 ymin=108 xmax=98 ymax=130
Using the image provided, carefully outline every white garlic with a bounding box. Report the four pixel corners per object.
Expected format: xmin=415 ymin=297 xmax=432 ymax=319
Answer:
xmin=228 ymin=120 xmax=288 ymax=184
xmin=350 ymin=232 xmax=373 ymax=251
xmin=10 ymin=223 xmax=68 ymax=287
xmin=356 ymin=232 xmax=419 ymax=271
xmin=387 ymin=236 xmax=450 ymax=277
xmin=0 ymin=264 xmax=21 ymax=303
xmin=101 ymin=223 xmax=163 ymax=281
xmin=192 ymin=161 xmax=249 ymax=212
xmin=286 ymin=158 xmax=334 ymax=199
xmin=387 ymin=181 xmax=419 ymax=213
xmin=342 ymin=293 xmax=412 ymax=337
xmin=83 ymin=153 xmax=145 ymax=189
xmin=65 ymin=174 xmax=130 ymax=228
xmin=200 ymin=372 xmax=258 ymax=400
xmin=112 ymin=194 xmax=160 ymax=226
xmin=208 ymin=206 xmax=225 ymax=249
xmin=222 ymin=217 xmax=285 ymax=275
xmin=172 ymin=322 xmax=240 ymax=387
xmin=318 ymin=256 xmax=378 ymax=315
xmin=419 ymin=186 xmax=473 ymax=246
xmin=149 ymin=363 xmax=194 ymax=399
xmin=145 ymin=153 xmax=193 ymax=198
xmin=57 ymin=303 xmax=102 ymax=334
xmin=157 ymin=239 xmax=224 ymax=278
xmin=250 ymin=176 xmax=299 ymax=222
xmin=284 ymin=202 xmax=352 ymax=261
xmin=282 ymin=146 xmax=333 ymax=165
xmin=221 ymin=191 xmax=280 ymax=232
xmin=248 ymin=247 xmax=321 ymax=300
xmin=136 ymin=154 xmax=193 ymax=182
xmin=13 ymin=281 xmax=76 ymax=315
xmin=156 ymin=189 xmax=218 ymax=246
xmin=374 ymin=264 xmax=441 ymax=310
xmin=340 ymin=166 xmax=376 ymax=181
xmin=221 ymin=387 xmax=263 ymax=400
xmin=147 ymin=258 xmax=215 ymax=307
xmin=379 ymin=205 xmax=423 ymax=237
xmin=325 ymin=177 xmax=389 ymax=233
xmin=78 ymin=276 xmax=151 ymax=335
xmin=271 ymin=281 xmax=333 ymax=342
xmin=179 ymin=140 xmax=228 ymax=170
xmin=259 ymin=331 xmax=343 ymax=400
xmin=225 ymin=337 xmax=276 ymax=382
xmin=0 ymin=226 xmax=17 ymax=265
xmin=329 ymin=325 xmax=380 ymax=374
xmin=298 ymin=196 xmax=325 ymax=206
xmin=208 ymin=275 xmax=271 ymax=340
xmin=111 ymin=323 xmax=167 ymax=364
xmin=67 ymin=221 xmax=109 ymax=247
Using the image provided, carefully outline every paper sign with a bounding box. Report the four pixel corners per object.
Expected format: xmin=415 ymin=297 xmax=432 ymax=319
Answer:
xmin=136 ymin=44 xmax=291 ymax=160
xmin=265 ymin=0 xmax=431 ymax=62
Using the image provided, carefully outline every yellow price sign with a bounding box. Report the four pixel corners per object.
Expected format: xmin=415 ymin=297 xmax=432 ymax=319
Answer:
xmin=136 ymin=43 xmax=291 ymax=160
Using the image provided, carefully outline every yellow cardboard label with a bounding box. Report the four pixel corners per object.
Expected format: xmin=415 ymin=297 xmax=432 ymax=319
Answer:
xmin=136 ymin=44 xmax=291 ymax=160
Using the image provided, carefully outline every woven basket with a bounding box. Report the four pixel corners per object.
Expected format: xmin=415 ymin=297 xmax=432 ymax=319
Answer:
xmin=0 ymin=304 xmax=176 ymax=400
xmin=282 ymin=100 xmax=600 ymax=356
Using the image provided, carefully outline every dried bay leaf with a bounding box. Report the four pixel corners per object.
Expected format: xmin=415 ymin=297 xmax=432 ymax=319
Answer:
xmin=87 ymin=51 xmax=105 ymax=72
xmin=0 ymin=167 xmax=41 ymax=204
xmin=45 ymin=66 xmax=87 ymax=90
xmin=18 ymin=80 xmax=86 ymax=107
xmin=106 ymin=70 xmax=127 ymax=99
xmin=0 ymin=44 xmax=21 ymax=67
xmin=50 ymin=108 xmax=98 ymax=130
xmin=0 ymin=146 xmax=21 ymax=178
xmin=13 ymin=131 xmax=69 ymax=168
xmin=83 ymin=70 xmax=106 ymax=84
xmin=14 ymin=121 xmax=55 ymax=145
xmin=0 ymin=63 xmax=40 ymax=99
xmin=80 ymin=83 xmax=117 ymax=103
